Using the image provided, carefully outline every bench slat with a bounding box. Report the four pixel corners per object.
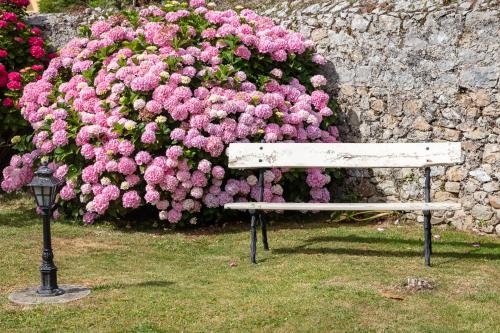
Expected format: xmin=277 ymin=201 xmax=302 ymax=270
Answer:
xmin=225 ymin=202 xmax=461 ymax=211
xmin=227 ymin=143 xmax=462 ymax=169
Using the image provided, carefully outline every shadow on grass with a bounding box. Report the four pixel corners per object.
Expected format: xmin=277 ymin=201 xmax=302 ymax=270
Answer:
xmin=173 ymin=212 xmax=387 ymax=237
xmin=0 ymin=210 xmax=38 ymax=228
xmin=92 ymin=280 xmax=174 ymax=291
xmin=273 ymin=247 xmax=498 ymax=260
xmin=272 ymin=234 xmax=500 ymax=261
xmin=303 ymin=234 xmax=500 ymax=249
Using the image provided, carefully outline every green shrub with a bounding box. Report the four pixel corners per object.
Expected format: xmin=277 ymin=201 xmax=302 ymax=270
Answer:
xmin=39 ymin=0 xmax=85 ymax=13
xmin=39 ymin=0 xmax=161 ymax=12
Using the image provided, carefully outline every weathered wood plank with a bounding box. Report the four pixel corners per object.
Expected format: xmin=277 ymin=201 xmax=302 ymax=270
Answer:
xmin=224 ymin=202 xmax=461 ymax=211
xmin=227 ymin=143 xmax=462 ymax=169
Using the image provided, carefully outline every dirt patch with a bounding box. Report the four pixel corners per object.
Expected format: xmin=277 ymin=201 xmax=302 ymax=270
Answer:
xmin=379 ymin=289 xmax=405 ymax=300
xmin=53 ymin=237 xmax=125 ymax=256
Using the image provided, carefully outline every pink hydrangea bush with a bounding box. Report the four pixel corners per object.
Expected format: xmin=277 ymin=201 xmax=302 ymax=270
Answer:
xmin=2 ymin=0 xmax=339 ymax=225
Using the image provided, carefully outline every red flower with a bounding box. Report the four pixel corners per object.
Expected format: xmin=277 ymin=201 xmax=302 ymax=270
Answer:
xmin=11 ymin=0 xmax=31 ymax=7
xmin=48 ymin=52 xmax=58 ymax=59
xmin=16 ymin=22 xmax=26 ymax=30
xmin=32 ymin=64 xmax=44 ymax=71
xmin=28 ymin=37 xmax=44 ymax=46
xmin=14 ymin=36 xmax=24 ymax=43
xmin=0 ymin=49 xmax=8 ymax=58
xmin=0 ymin=20 xmax=7 ymax=28
xmin=0 ymin=63 xmax=5 ymax=72
xmin=7 ymin=72 xmax=21 ymax=81
xmin=7 ymin=80 xmax=21 ymax=90
xmin=2 ymin=97 xmax=13 ymax=107
xmin=0 ymin=76 xmax=7 ymax=87
xmin=31 ymin=27 xmax=42 ymax=35
xmin=2 ymin=12 xmax=17 ymax=23
xmin=30 ymin=45 xmax=45 ymax=59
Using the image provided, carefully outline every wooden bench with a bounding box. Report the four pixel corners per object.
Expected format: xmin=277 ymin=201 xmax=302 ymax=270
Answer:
xmin=224 ymin=142 xmax=462 ymax=266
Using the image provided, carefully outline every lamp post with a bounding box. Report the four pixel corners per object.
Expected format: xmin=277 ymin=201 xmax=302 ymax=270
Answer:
xmin=28 ymin=162 xmax=64 ymax=296
xmin=8 ymin=163 xmax=91 ymax=305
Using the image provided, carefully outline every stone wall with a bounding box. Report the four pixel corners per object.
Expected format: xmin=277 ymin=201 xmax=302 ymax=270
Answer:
xmin=28 ymin=0 xmax=499 ymax=232
xmin=262 ymin=0 xmax=499 ymax=232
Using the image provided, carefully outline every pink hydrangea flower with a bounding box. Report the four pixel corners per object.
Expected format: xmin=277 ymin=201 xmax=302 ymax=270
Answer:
xmin=144 ymin=165 xmax=164 ymax=184
xmin=310 ymin=75 xmax=327 ymax=88
xmin=211 ymin=166 xmax=225 ymax=180
xmin=122 ymin=190 xmax=141 ymax=208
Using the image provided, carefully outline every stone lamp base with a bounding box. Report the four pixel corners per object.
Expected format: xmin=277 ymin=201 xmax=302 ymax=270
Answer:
xmin=9 ymin=285 xmax=90 ymax=305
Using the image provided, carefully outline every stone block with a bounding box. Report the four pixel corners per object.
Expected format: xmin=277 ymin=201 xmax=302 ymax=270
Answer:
xmin=446 ymin=166 xmax=467 ymax=181
xmin=351 ymin=15 xmax=370 ymax=32
xmin=471 ymin=205 xmax=494 ymax=220
xmin=445 ymin=182 xmax=461 ymax=193
xmin=488 ymin=195 xmax=500 ymax=209
xmin=483 ymin=144 xmax=499 ymax=163
xmin=470 ymin=90 xmax=491 ymax=107
xmin=469 ymin=169 xmax=492 ymax=182
xmin=483 ymin=182 xmax=499 ymax=192
xmin=413 ymin=117 xmax=431 ymax=131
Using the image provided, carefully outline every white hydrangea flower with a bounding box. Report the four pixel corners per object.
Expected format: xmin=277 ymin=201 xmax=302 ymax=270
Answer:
xmin=124 ymin=120 xmax=137 ymax=130
xmin=133 ymin=99 xmax=146 ymax=110
xmin=216 ymin=110 xmax=227 ymax=118
xmin=100 ymin=177 xmax=111 ymax=186
xmin=155 ymin=115 xmax=167 ymax=123
xmin=247 ymin=175 xmax=258 ymax=186
xmin=86 ymin=201 xmax=95 ymax=212
xmin=271 ymin=184 xmax=283 ymax=196
xmin=160 ymin=71 xmax=170 ymax=79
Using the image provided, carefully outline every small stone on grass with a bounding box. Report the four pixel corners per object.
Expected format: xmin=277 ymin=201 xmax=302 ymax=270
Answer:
xmin=405 ymin=277 xmax=434 ymax=292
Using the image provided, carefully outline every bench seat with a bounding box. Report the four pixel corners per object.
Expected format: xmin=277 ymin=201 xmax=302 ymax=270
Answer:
xmin=225 ymin=142 xmax=463 ymax=266
xmin=225 ymin=202 xmax=461 ymax=211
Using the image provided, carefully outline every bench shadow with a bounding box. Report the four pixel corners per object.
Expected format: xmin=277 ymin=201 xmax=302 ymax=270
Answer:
xmin=303 ymin=234 xmax=499 ymax=249
xmin=273 ymin=246 xmax=498 ymax=261
xmin=272 ymin=234 xmax=499 ymax=261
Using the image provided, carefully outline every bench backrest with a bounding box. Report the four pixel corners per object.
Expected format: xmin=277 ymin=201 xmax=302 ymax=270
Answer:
xmin=227 ymin=142 xmax=462 ymax=169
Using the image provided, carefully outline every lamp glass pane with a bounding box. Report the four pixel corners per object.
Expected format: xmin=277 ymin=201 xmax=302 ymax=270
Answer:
xmin=50 ymin=185 xmax=58 ymax=206
xmin=33 ymin=186 xmax=44 ymax=207
xmin=42 ymin=186 xmax=51 ymax=208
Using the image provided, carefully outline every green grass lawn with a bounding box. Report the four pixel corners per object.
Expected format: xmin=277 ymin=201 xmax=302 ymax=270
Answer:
xmin=0 ymin=194 xmax=499 ymax=333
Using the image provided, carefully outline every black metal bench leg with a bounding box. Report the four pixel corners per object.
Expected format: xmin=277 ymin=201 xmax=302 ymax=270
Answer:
xmin=423 ymin=166 xmax=432 ymax=267
xmin=424 ymin=211 xmax=432 ymax=267
xmin=250 ymin=212 xmax=257 ymax=264
xmin=260 ymin=213 xmax=269 ymax=251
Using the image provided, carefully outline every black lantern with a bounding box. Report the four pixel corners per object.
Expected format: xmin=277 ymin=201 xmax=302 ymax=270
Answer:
xmin=28 ymin=162 xmax=64 ymax=296
xmin=29 ymin=163 xmax=59 ymax=210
